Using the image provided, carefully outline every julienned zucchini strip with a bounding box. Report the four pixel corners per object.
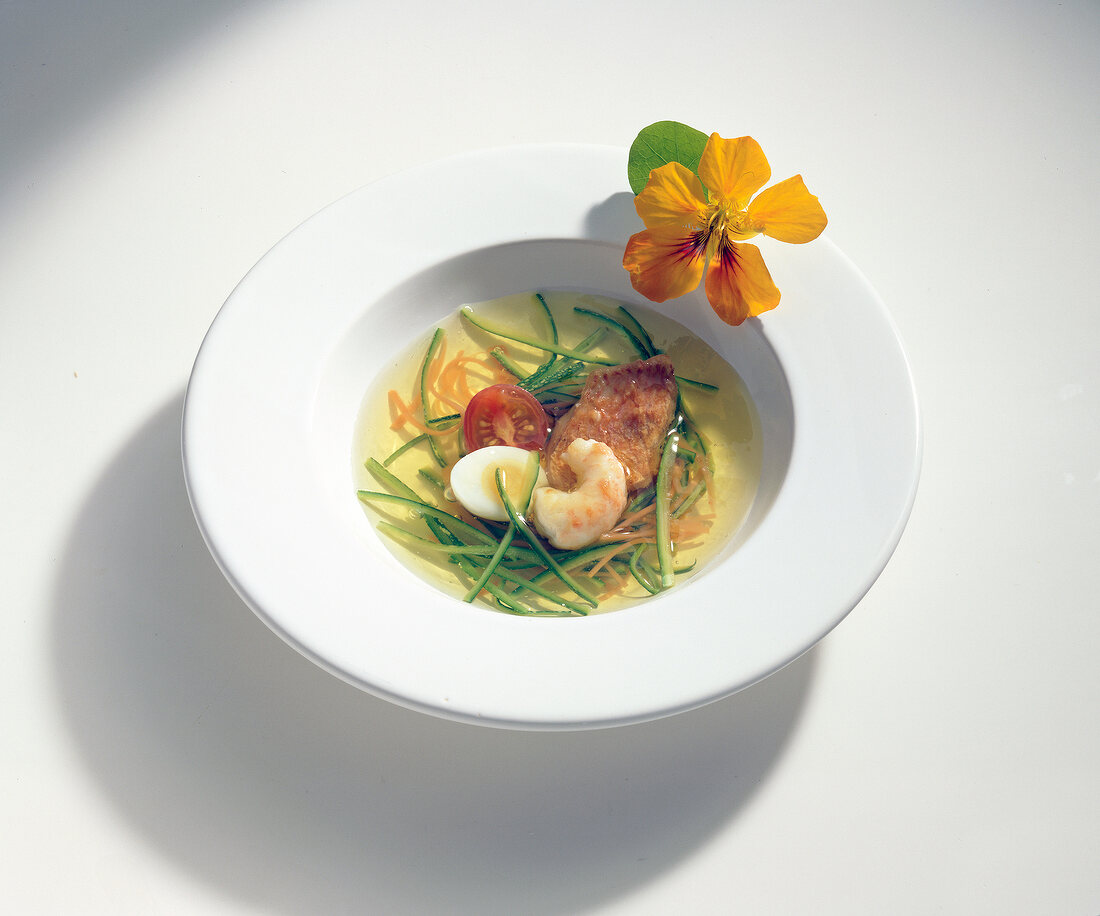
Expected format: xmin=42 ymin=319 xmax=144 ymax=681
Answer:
xmin=533 ymin=292 xmax=558 ymax=375
xmin=616 ymin=305 xmax=659 ymax=357
xmin=414 ymin=329 xmax=454 ymax=468
xmin=672 ymin=479 xmax=707 ymax=519
xmin=375 ymin=521 xmax=540 ymax=563
xmin=419 ymin=328 xmax=444 ymax=423
xmin=486 ymin=563 xmax=591 ymax=616
xmin=675 ymin=376 xmax=718 ymax=392
xmin=629 ymin=544 xmax=661 ymax=595
xmin=524 ymin=359 xmax=588 ymax=392
xmin=357 ymin=490 xmax=497 ymax=545
xmin=464 ymin=452 xmax=540 ymax=602
xmin=382 ymin=433 xmax=429 ymax=467
xmin=675 ymin=390 xmax=710 ymax=459
xmin=418 ymin=468 xmax=445 ymax=491
xmin=460 ymin=306 xmax=618 ymax=366
xmin=572 ymin=306 xmax=649 ymax=360
xmin=654 ymin=434 xmax=679 ymax=589
xmin=488 ymin=347 xmax=526 ymax=379
xmin=363 ymin=459 xmax=488 ymax=548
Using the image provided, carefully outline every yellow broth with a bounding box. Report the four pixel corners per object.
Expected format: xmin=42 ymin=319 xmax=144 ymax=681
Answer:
xmin=353 ymin=291 xmax=761 ymax=614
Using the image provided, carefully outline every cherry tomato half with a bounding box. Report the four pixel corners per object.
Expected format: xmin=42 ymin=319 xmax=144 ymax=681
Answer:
xmin=463 ymin=384 xmax=552 ymax=452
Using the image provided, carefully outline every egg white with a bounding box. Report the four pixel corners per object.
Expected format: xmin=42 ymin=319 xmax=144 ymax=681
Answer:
xmin=449 ymin=446 xmax=547 ymax=522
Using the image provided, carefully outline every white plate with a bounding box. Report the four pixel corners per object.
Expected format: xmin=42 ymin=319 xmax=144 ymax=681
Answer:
xmin=183 ymin=144 xmax=920 ymax=730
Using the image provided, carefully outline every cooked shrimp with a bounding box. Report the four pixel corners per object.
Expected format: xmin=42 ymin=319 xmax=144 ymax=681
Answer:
xmin=530 ymin=438 xmax=628 ymax=550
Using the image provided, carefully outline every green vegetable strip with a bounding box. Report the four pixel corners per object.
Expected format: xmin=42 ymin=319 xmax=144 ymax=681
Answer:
xmin=419 ymin=328 xmax=444 ymax=424
xmin=536 ymin=386 xmax=585 ymax=401
xmin=490 ymin=565 xmax=590 ymax=616
xmin=615 ymin=305 xmax=660 ymax=357
xmin=364 ymin=457 xmax=421 ymax=498
xmin=382 ymin=433 xmax=429 ymax=467
xmin=414 ymin=323 xmax=457 ymax=455
xmin=533 ymin=292 xmax=558 ymax=374
xmin=519 ymin=541 xmax=635 ymax=595
xmin=426 ymin=413 xmax=461 ymax=428
xmin=675 ymin=392 xmax=710 ymax=458
xmin=675 ymin=376 xmax=719 ymax=392
xmin=477 ymin=576 xmax=550 ymax=616
xmin=375 ymin=522 xmax=540 ymax=562
xmin=426 ymin=435 xmax=448 ymax=467
xmin=460 ymin=306 xmax=617 ymax=366
xmin=488 ymin=347 xmax=527 ymax=379
xmin=357 ymin=490 xmax=497 ymax=545
xmin=574 ymin=327 xmax=608 ymax=353
xmin=464 ymin=518 xmax=517 ymax=601
xmin=573 ymin=307 xmax=649 ymax=360
xmin=501 ymin=539 xmax=642 ymax=606
xmin=522 ymin=328 xmax=606 ymax=391
xmin=629 ymin=544 xmax=661 ymax=595
xmin=654 ymin=434 xmax=678 ymax=589
xmin=639 ymin=552 xmax=664 ymax=586
xmin=497 ymin=484 xmax=600 ymax=608
xmin=523 ymin=359 xmax=586 ymax=391
xmin=362 ymin=460 xmax=498 ymax=548
xmin=626 ymin=485 xmax=656 ymax=515
xmin=463 ymin=452 xmax=540 ymax=602
xmin=417 ymin=468 xmax=445 ymax=491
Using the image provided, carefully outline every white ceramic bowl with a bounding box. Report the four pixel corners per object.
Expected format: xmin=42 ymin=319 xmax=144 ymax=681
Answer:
xmin=183 ymin=145 xmax=920 ymax=730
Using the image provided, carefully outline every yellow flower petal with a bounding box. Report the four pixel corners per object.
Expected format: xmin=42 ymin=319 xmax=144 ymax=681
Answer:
xmin=623 ymin=227 xmax=706 ymax=303
xmin=698 ymin=134 xmax=771 ymax=211
xmin=634 ymin=162 xmax=708 ymax=229
xmin=704 ymin=241 xmax=780 ymax=326
xmin=746 ymin=174 xmax=828 ymax=243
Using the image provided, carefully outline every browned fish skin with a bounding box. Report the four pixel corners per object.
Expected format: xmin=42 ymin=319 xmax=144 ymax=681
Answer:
xmin=545 ymin=355 xmax=678 ymax=493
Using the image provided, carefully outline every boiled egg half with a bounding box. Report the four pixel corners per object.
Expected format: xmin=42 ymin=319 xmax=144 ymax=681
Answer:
xmin=449 ymin=445 xmax=547 ymax=522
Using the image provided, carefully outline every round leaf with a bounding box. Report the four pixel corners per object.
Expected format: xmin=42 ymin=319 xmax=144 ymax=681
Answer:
xmin=627 ymin=121 xmax=709 ymax=195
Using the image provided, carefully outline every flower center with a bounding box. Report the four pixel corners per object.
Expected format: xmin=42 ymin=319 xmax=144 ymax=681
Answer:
xmin=704 ymin=202 xmax=757 ymax=252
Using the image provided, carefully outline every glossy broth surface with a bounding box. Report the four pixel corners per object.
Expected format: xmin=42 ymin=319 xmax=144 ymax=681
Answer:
xmin=353 ymin=291 xmax=761 ymax=613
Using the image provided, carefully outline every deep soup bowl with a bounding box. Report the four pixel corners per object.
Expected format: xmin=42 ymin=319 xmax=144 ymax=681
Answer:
xmin=183 ymin=145 xmax=920 ymax=729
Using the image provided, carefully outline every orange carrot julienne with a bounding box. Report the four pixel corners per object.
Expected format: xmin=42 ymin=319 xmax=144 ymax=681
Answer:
xmin=388 ymin=389 xmax=421 ymax=430
xmin=586 ymin=543 xmax=629 ymax=576
xmin=616 ymin=501 xmax=656 ymax=531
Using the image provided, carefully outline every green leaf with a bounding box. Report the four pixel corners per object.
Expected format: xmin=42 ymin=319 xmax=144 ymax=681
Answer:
xmin=627 ymin=121 xmax=709 ymax=196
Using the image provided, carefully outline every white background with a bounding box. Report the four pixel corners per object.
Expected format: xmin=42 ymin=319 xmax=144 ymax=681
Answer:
xmin=3 ymin=1 xmax=1097 ymax=913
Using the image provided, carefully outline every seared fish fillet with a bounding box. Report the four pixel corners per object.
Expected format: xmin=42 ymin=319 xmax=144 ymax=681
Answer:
xmin=545 ymin=355 xmax=678 ymax=493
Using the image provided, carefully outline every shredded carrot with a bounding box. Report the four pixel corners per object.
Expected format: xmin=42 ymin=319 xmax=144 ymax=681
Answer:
xmin=388 ymin=389 xmax=422 ymax=431
xmin=587 ymin=543 xmax=629 ymax=576
xmin=433 ymin=349 xmax=466 ymax=408
xmin=670 ymin=517 xmax=713 ymax=541
xmin=418 ymin=348 xmax=510 ymax=418
xmin=616 ymin=501 xmax=656 ymax=531
xmin=602 ymin=560 xmax=627 ymax=586
xmin=598 ymin=561 xmax=628 ymax=595
xmin=599 ymin=526 xmax=657 ymax=551
xmin=387 ymin=389 xmax=454 ymax=437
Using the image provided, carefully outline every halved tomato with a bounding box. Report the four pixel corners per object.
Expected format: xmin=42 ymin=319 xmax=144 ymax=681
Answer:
xmin=463 ymin=384 xmax=552 ymax=452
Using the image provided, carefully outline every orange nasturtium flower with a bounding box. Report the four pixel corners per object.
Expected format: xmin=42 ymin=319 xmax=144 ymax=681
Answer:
xmin=623 ymin=133 xmax=827 ymax=326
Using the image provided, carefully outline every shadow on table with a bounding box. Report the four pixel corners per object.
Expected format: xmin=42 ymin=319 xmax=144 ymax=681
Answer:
xmin=51 ymin=392 xmax=816 ymax=915
xmin=0 ymin=0 xmax=259 ymax=201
